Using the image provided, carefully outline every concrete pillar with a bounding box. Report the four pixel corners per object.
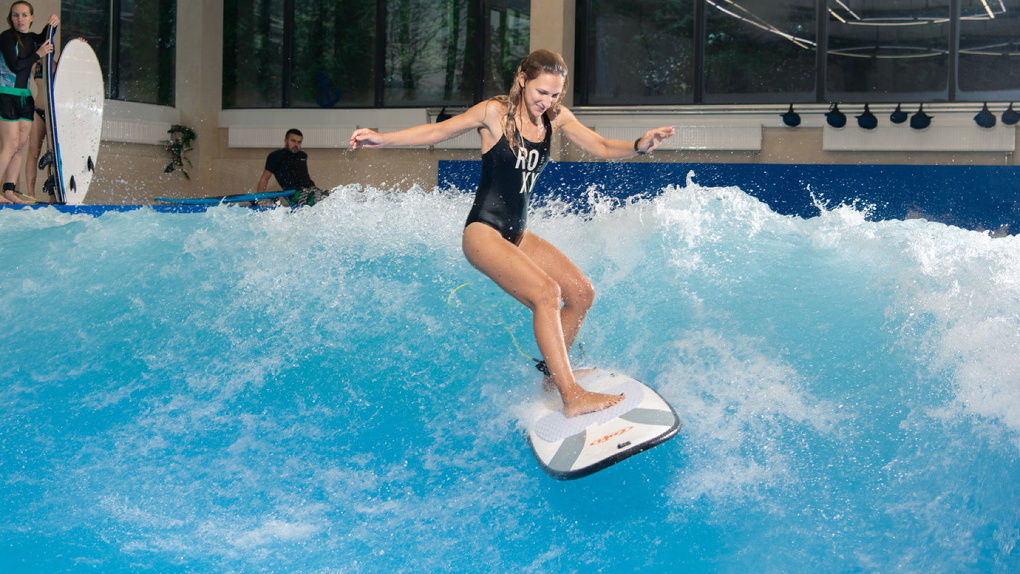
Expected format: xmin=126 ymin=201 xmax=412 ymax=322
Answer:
xmin=530 ymin=0 xmax=574 ymax=107
xmin=175 ymin=0 xmax=223 ymax=190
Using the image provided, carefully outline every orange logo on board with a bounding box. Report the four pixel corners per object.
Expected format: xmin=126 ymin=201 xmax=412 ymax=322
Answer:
xmin=589 ymin=426 xmax=634 ymax=446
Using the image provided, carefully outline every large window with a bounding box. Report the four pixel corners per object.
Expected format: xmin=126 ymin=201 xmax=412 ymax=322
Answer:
xmin=705 ymin=0 xmax=817 ymax=103
xmin=62 ymin=0 xmax=176 ymax=106
xmin=576 ymin=1 xmax=695 ymax=105
xmin=382 ymin=0 xmax=478 ymax=106
xmin=222 ymin=0 xmax=376 ymax=108
xmin=222 ymin=0 xmax=285 ymax=108
xmin=222 ymin=0 xmax=529 ymax=109
xmin=827 ymin=0 xmax=951 ymax=101
xmin=293 ymin=1 xmax=377 ymax=107
xmin=575 ymin=0 xmax=1020 ymax=105
xmin=483 ymin=0 xmax=530 ymax=99
xmin=958 ymin=0 xmax=1020 ymax=99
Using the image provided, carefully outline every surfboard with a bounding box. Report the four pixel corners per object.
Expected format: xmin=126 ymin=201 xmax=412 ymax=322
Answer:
xmin=46 ymin=34 xmax=104 ymax=205
xmin=153 ymin=190 xmax=296 ymax=205
xmin=41 ymin=26 xmax=57 ymax=201
xmin=527 ymin=369 xmax=681 ymax=480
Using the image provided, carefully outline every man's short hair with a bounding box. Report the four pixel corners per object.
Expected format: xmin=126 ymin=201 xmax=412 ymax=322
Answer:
xmin=285 ymin=128 xmax=303 ymax=139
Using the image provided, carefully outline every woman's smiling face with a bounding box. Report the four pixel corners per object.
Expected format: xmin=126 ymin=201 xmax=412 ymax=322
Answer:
xmin=520 ymin=72 xmax=564 ymax=120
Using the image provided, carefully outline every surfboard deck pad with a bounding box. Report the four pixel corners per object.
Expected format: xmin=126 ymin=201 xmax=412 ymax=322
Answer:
xmin=527 ymin=369 xmax=680 ymax=480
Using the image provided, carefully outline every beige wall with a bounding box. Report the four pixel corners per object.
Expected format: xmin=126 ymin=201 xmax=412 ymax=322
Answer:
xmin=26 ymin=0 xmax=1017 ymax=205
xmin=530 ymin=0 xmax=575 ymax=107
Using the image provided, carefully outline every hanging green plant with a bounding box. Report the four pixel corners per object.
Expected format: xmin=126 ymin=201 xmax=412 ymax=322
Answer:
xmin=164 ymin=124 xmax=197 ymax=179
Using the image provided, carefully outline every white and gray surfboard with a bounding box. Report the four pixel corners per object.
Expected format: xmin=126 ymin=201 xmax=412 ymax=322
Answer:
xmin=527 ymin=370 xmax=681 ymax=480
xmin=46 ymin=36 xmax=104 ymax=205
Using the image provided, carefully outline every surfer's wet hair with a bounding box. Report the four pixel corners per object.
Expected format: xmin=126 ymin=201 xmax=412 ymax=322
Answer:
xmin=494 ymin=49 xmax=567 ymax=153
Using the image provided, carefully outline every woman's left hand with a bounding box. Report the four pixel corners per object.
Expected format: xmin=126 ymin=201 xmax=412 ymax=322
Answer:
xmin=635 ymin=126 xmax=676 ymax=155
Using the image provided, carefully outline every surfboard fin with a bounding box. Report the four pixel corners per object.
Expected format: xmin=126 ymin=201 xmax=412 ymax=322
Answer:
xmin=42 ymin=175 xmax=55 ymax=195
xmin=38 ymin=150 xmax=53 ymax=170
xmin=69 ymin=176 xmax=77 ymax=193
xmin=87 ymin=156 xmax=95 ymax=172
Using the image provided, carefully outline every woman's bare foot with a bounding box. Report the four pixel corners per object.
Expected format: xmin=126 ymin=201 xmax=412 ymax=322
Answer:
xmin=562 ymin=390 xmax=625 ymax=418
xmin=541 ymin=367 xmax=598 ymax=393
xmin=3 ymin=190 xmax=27 ymax=204
xmin=535 ymin=362 xmax=622 ymax=416
xmin=0 ymin=194 xmax=11 ymax=204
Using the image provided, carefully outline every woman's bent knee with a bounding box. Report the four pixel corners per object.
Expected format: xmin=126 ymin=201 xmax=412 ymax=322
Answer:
xmin=530 ymin=276 xmax=563 ymax=312
xmin=565 ymin=277 xmax=595 ymax=311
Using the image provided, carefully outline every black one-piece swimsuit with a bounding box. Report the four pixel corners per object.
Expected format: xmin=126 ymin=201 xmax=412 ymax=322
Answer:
xmin=464 ymin=114 xmax=551 ymax=245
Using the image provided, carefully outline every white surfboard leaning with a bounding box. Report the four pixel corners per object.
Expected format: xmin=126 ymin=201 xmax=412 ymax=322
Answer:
xmin=527 ymin=370 xmax=681 ymax=480
xmin=46 ymin=36 xmax=104 ymax=205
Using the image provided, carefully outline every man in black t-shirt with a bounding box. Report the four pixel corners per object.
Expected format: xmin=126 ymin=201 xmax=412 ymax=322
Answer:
xmin=256 ymin=128 xmax=328 ymax=206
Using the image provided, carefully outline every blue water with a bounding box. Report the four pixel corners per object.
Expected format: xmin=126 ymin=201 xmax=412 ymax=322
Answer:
xmin=2 ymin=175 xmax=1019 ymax=573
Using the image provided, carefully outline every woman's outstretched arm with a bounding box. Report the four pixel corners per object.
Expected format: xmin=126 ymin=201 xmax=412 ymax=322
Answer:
xmin=349 ymin=100 xmax=503 ymax=149
xmin=551 ymin=106 xmax=675 ymax=159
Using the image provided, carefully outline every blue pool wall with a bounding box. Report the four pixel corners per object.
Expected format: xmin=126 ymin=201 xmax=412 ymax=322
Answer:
xmin=439 ymin=160 xmax=1020 ymax=234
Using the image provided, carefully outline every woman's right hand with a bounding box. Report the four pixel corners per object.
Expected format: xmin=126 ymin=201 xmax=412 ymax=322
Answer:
xmin=36 ymin=40 xmax=53 ymax=59
xmin=349 ymin=128 xmax=383 ymax=149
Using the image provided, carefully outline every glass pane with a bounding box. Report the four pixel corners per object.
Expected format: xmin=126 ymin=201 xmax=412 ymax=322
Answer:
xmin=117 ymin=0 xmax=175 ymax=105
xmin=223 ymin=0 xmax=285 ymax=108
xmin=958 ymin=0 xmax=1020 ymax=97
xmin=291 ymin=0 xmax=377 ymax=108
xmin=827 ymin=0 xmax=950 ymax=100
xmin=383 ymin=0 xmax=478 ymax=107
xmin=483 ymin=0 xmax=529 ymax=99
xmin=705 ymin=0 xmax=816 ymax=103
xmin=581 ymin=0 xmax=695 ymax=105
xmin=61 ymin=0 xmax=113 ymax=99
xmin=60 ymin=0 xmax=174 ymax=105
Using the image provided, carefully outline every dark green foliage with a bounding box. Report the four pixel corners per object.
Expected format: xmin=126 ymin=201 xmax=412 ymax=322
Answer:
xmin=164 ymin=124 xmax=197 ymax=179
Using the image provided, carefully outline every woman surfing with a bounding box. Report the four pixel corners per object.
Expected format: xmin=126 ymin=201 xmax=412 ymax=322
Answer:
xmin=350 ymin=49 xmax=674 ymax=417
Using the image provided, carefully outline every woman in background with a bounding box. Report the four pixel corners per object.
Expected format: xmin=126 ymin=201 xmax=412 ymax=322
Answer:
xmin=0 ymin=1 xmax=56 ymax=204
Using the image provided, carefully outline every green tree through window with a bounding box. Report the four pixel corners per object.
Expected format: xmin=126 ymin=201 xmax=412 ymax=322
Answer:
xmin=222 ymin=0 xmax=528 ymax=109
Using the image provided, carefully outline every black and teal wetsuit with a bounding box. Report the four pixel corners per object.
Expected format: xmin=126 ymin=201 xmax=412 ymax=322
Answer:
xmin=465 ymin=113 xmax=552 ymax=245
xmin=0 ymin=25 xmax=50 ymax=121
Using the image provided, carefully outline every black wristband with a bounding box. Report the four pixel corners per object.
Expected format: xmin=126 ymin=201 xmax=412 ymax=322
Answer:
xmin=634 ymin=137 xmax=646 ymax=155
